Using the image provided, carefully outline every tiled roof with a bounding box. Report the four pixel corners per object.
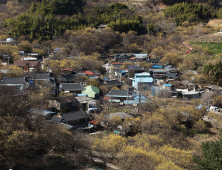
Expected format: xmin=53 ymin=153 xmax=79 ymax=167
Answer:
xmin=61 ymin=110 xmax=88 ymax=122
xmin=60 ymin=83 xmax=85 ymax=91
xmin=28 ymin=73 xmax=53 ymax=80
xmin=3 ymin=77 xmax=26 ymax=84
xmin=107 ymin=89 xmax=132 ymax=97
xmin=105 ymin=80 xmax=123 ymax=87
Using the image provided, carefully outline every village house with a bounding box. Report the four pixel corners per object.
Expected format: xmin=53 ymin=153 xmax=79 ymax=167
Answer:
xmin=60 ymin=83 xmax=85 ymax=94
xmin=82 ymin=85 xmax=100 ymax=99
xmin=49 ymin=95 xmax=78 ymax=111
xmin=112 ymin=62 xmax=124 ymax=69
xmin=149 ymin=68 xmax=169 ymax=79
xmin=51 ymin=110 xmax=89 ymax=126
xmin=0 ymin=77 xmax=30 ymax=90
xmin=105 ymin=89 xmax=133 ymax=104
xmin=206 ymin=85 xmax=222 ymax=93
xmin=132 ymin=72 xmax=153 ymax=90
xmin=14 ymin=60 xmax=41 ymax=72
xmin=181 ymin=80 xmax=197 ymax=90
xmin=62 ymin=68 xmax=76 ymax=74
xmin=104 ymin=80 xmax=124 ymax=88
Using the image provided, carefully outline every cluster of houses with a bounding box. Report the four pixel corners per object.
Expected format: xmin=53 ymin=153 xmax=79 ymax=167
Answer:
xmin=1 ymin=50 xmax=222 ymax=132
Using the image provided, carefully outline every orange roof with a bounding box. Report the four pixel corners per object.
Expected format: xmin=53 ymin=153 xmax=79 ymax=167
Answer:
xmin=57 ymin=114 xmax=62 ymax=118
xmin=88 ymin=120 xmax=98 ymax=125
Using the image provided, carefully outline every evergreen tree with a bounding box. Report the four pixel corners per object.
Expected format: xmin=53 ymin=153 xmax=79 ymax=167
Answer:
xmin=193 ymin=134 xmax=222 ymax=170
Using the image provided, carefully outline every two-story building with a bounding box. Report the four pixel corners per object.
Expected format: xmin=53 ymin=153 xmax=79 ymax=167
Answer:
xmin=132 ymin=72 xmax=153 ymax=90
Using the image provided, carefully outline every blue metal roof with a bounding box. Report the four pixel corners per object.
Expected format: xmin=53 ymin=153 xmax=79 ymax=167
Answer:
xmin=133 ymin=77 xmax=153 ymax=83
xmin=152 ymin=65 xmax=163 ymax=68
xmin=77 ymin=93 xmax=87 ymax=96
xmin=164 ymin=84 xmax=171 ymax=86
xmin=135 ymin=72 xmax=150 ymax=76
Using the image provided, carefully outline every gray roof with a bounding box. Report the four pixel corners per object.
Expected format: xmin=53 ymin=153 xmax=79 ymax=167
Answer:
xmin=28 ymin=73 xmax=53 ymax=80
xmin=152 ymin=69 xmax=169 ymax=72
xmin=51 ymin=115 xmax=62 ymax=123
xmin=206 ymin=85 xmax=222 ymax=91
xmin=181 ymin=80 xmax=196 ymax=86
xmin=60 ymin=83 xmax=85 ymax=91
xmin=165 ymin=72 xmax=179 ymax=78
xmin=61 ymin=110 xmax=88 ymax=122
xmin=61 ymin=73 xmax=76 ymax=82
xmin=2 ymin=77 xmax=26 ymax=84
xmin=105 ymin=80 xmax=123 ymax=87
xmin=105 ymin=112 xmax=133 ymax=120
xmin=108 ymin=89 xmax=128 ymax=96
xmin=147 ymin=58 xmax=160 ymax=63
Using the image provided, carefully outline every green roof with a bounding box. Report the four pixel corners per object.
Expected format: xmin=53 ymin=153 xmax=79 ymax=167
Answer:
xmin=91 ymin=86 xmax=100 ymax=94
xmin=84 ymin=86 xmax=99 ymax=94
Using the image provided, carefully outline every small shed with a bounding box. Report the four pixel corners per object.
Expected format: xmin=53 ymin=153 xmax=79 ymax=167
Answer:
xmin=163 ymin=84 xmax=172 ymax=91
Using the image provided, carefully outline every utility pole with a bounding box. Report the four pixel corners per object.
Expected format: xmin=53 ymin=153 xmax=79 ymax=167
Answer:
xmin=7 ymin=53 xmax=9 ymax=65
xmin=144 ymin=40 xmax=146 ymax=52
xmin=47 ymin=47 xmax=50 ymax=72
xmin=207 ymin=89 xmax=210 ymax=116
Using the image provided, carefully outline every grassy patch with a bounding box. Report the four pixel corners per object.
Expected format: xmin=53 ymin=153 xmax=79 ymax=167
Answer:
xmin=191 ymin=42 xmax=222 ymax=54
xmin=186 ymin=129 xmax=208 ymax=136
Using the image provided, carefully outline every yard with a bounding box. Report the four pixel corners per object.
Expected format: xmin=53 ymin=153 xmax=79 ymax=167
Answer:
xmin=191 ymin=42 xmax=222 ymax=54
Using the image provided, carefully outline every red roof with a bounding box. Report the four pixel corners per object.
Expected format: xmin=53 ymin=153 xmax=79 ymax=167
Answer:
xmin=84 ymin=71 xmax=95 ymax=75
xmin=103 ymin=96 xmax=111 ymax=100
xmin=62 ymin=68 xmax=74 ymax=71
xmin=14 ymin=60 xmax=39 ymax=67
xmin=88 ymin=120 xmax=98 ymax=125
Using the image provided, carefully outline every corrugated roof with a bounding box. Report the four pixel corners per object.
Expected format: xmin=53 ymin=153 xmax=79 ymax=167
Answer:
xmin=164 ymin=84 xmax=171 ymax=86
xmin=14 ymin=60 xmax=39 ymax=67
